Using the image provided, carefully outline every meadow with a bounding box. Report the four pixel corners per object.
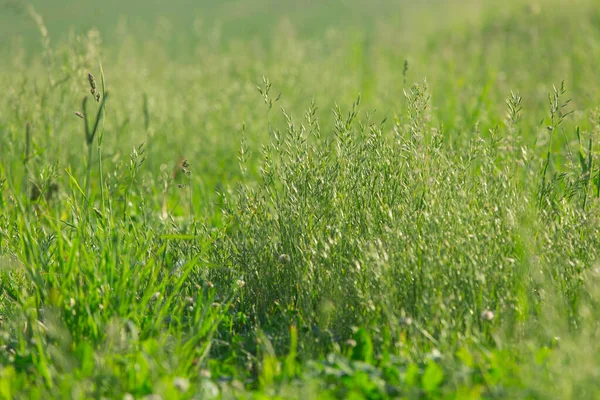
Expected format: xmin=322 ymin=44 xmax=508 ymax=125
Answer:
xmin=1 ymin=0 xmax=600 ymax=398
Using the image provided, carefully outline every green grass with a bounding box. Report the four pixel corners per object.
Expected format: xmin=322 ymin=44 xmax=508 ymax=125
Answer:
xmin=2 ymin=0 xmax=600 ymax=398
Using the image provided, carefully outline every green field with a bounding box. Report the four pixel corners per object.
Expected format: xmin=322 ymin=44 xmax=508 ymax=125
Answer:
xmin=2 ymin=0 xmax=600 ymax=398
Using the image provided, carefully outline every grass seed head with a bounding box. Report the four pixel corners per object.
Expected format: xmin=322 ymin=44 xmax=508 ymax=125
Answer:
xmin=181 ymin=159 xmax=191 ymax=176
xmin=88 ymin=72 xmax=96 ymax=91
xmin=88 ymin=72 xmax=100 ymax=101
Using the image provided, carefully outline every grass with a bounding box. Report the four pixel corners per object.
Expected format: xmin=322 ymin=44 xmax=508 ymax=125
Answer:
xmin=1 ymin=0 xmax=600 ymax=398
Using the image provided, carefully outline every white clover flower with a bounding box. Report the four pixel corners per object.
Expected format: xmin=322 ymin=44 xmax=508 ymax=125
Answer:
xmin=173 ymin=377 xmax=190 ymax=392
xmin=480 ymin=310 xmax=495 ymax=321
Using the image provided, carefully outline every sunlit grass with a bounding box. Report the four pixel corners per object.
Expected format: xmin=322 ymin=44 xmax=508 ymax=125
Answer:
xmin=1 ymin=0 xmax=600 ymax=398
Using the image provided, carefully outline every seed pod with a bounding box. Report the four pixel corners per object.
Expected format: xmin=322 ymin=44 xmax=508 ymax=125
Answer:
xmin=88 ymin=72 xmax=97 ymax=92
xmin=88 ymin=72 xmax=100 ymax=101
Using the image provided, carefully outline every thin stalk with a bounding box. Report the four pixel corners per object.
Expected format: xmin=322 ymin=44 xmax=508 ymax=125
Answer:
xmin=84 ymin=140 xmax=94 ymax=211
xmin=98 ymin=61 xmax=107 ymax=214
xmin=22 ymin=121 xmax=32 ymax=197
xmin=81 ymin=92 xmax=109 ymax=213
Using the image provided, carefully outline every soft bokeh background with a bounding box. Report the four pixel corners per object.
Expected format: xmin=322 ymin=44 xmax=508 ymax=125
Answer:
xmin=3 ymin=0 xmax=598 ymax=196
xmin=3 ymin=0 xmax=598 ymax=171
xmin=1 ymin=0 xmax=474 ymax=49
xmin=2 ymin=1 xmax=600 ymax=398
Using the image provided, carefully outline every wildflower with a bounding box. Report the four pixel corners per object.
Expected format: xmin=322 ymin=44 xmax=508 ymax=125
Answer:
xmin=200 ymin=369 xmax=211 ymax=378
xmin=429 ymin=348 xmax=442 ymax=361
xmin=173 ymin=377 xmax=190 ymax=392
xmin=236 ymin=279 xmax=246 ymax=288
xmin=142 ymin=395 xmax=162 ymax=400
xmin=480 ymin=310 xmax=495 ymax=321
xmin=169 ymin=259 xmax=184 ymax=277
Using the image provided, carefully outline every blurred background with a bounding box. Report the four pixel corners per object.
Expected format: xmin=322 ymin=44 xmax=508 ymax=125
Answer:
xmin=1 ymin=0 xmax=557 ymax=56
xmin=1 ymin=0 xmax=599 ymax=197
xmin=3 ymin=0 xmax=433 ymax=52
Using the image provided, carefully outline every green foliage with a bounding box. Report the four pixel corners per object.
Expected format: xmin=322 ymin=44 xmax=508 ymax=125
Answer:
xmin=2 ymin=0 xmax=600 ymax=398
